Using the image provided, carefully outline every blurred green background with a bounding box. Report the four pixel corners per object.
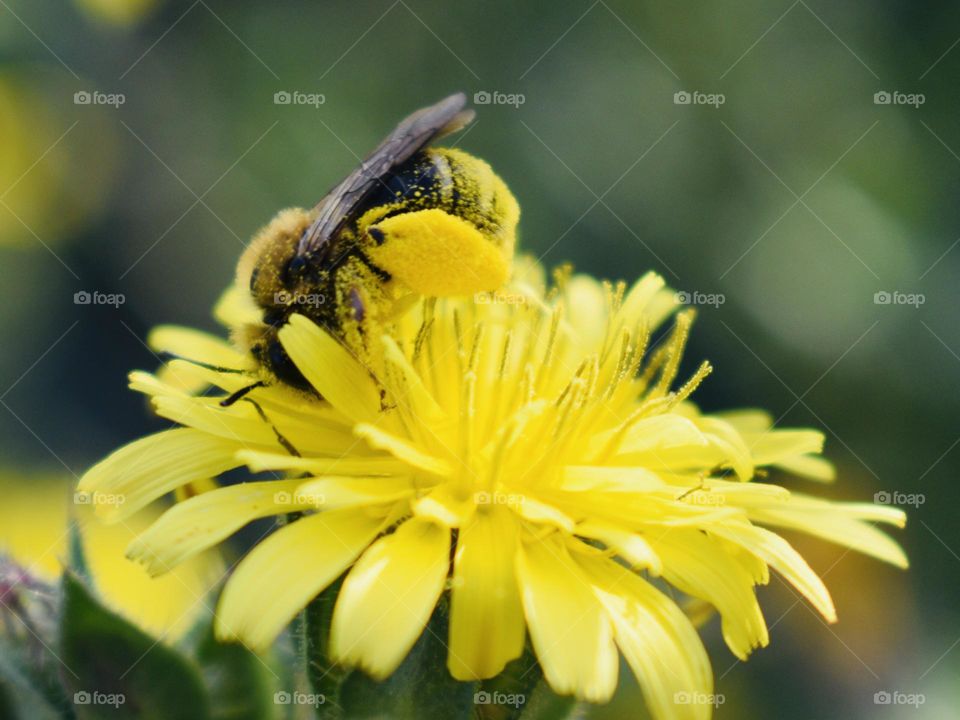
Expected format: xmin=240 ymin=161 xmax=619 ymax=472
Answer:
xmin=1 ymin=0 xmax=957 ymax=716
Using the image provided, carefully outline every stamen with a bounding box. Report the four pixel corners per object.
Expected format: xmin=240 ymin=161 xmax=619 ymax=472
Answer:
xmin=669 ymin=360 xmax=713 ymax=407
xmin=412 ymin=298 xmax=436 ymax=365
xmin=534 ymin=306 xmax=563 ymax=394
xmin=652 ymin=311 xmax=694 ymax=397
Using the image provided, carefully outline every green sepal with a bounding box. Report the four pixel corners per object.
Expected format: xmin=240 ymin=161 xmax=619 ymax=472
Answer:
xmin=474 ymin=645 xmax=542 ymax=720
xmin=0 ymin=557 xmax=74 ymax=718
xmin=66 ymin=513 xmax=90 ymax=583
xmin=302 ymin=589 xmax=477 ymax=720
xmin=337 ymin=596 xmax=477 ymax=720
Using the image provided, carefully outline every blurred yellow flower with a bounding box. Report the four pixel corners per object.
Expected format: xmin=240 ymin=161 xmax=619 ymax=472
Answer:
xmin=72 ymin=0 xmax=159 ymax=26
xmin=0 ymin=473 xmax=222 ymax=640
xmin=0 ymin=71 xmax=117 ymax=246
xmin=79 ymin=259 xmax=906 ymax=718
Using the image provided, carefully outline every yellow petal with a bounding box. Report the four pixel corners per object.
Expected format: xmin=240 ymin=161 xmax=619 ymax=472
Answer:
xmin=595 ymin=415 xmax=708 ymax=459
xmin=516 ymin=534 xmax=618 ymax=702
xmin=330 ymin=518 xmax=449 ymax=678
xmin=216 ymin=508 xmax=385 ymax=651
xmin=448 ymin=507 xmax=525 ymax=679
xmin=354 ymin=423 xmax=452 ymax=477
xmin=77 ymin=429 xmax=242 ymax=522
xmin=295 ymin=476 xmax=417 ymax=509
xmin=513 ymin=495 xmax=577 ymax=532
xmin=615 ymin=271 xmax=667 ymax=330
xmin=150 ymin=396 xmax=278 ymax=444
xmin=576 ymin=520 xmax=662 ymax=574
xmin=83 ymin=505 xmax=223 ymax=642
xmin=236 ymin=450 xmax=404 ymax=476
xmin=717 ymin=414 xmax=835 ymax=480
xmin=714 ymin=409 xmax=772 ymax=434
xmin=147 ymin=325 xmax=248 ymax=369
xmin=711 ymin=521 xmax=837 ymax=622
xmin=773 ymin=453 xmax=836 ymax=482
xmin=411 ymin=483 xmax=477 ymax=527
xmin=563 ymin=276 xmax=608 ymax=350
xmin=127 ymin=479 xmax=310 ymax=575
xmin=650 ymin=530 xmax=768 ymax=660
xmin=278 ymin=314 xmax=381 ymax=421
xmin=381 ymin=335 xmax=447 ymax=428
xmin=583 ymin=556 xmax=713 ymax=720
xmin=560 ymin=465 xmax=665 ymax=494
xmin=747 ymin=429 xmax=825 ymax=466
xmin=150 ymin=394 xmax=354 ymax=456
xmin=696 ymin=416 xmax=754 ymax=480
xmin=749 ymin=494 xmax=907 ymax=569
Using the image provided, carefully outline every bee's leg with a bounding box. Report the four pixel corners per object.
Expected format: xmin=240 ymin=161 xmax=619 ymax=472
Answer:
xmin=158 ymin=352 xmax=248 ymax=374
xmin=242 ymin=397 xmax=301 ymax=457
xmin=219 ymin=380 xmax=266 ymax=407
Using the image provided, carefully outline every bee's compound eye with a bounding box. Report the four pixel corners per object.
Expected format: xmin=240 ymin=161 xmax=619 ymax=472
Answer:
xmin=248 ymin=265 xmax=260 ymax=291
xmin=367 ymin=226 xmax=385 ymax=245
xmin=263 ymin=307 xmax=287 ymax=327
xmin=268 ymin=342 xmax=291 ymax=372
xmin=286 ymin=255 xmax=307 ymax=278
xmin=267 ymin=341 xmax=311 ymax=391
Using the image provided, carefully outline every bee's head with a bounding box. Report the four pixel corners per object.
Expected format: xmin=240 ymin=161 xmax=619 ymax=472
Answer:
xmin=237 ymin=207 xmax=314 ymax=315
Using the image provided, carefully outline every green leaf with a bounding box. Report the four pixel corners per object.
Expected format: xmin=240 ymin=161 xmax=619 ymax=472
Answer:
xmin=60 ymin=572 xmax=210 ymax=720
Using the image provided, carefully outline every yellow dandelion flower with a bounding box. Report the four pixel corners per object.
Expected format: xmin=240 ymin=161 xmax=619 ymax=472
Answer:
xmin=78 ymin=258 xmax=906 ymax=718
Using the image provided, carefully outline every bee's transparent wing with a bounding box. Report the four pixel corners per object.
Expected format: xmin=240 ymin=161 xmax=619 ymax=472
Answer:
xmin=296 ymin=92 xmax=474 ymax=258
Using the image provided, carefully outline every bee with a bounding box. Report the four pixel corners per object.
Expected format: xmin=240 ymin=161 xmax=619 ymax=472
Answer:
xmin=234 ymin=93 xmax=520 ymax=392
